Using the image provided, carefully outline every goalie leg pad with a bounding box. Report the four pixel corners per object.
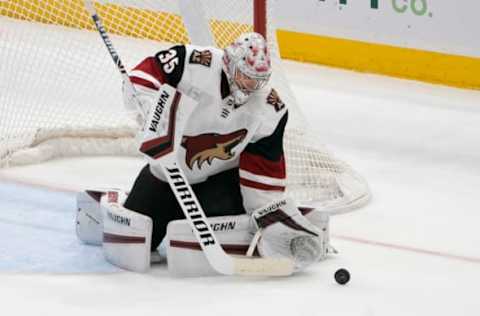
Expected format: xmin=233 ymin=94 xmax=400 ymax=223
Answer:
xmin=75 ymin=189 xmax=129 ymax=246
xmin=76 ymin=190 xmax=104 ymax=246
xmin=252 ymin=198 xmax=324 ymax=271
xmin=102 ymin=202 xmax=153 ymax=272
xmin=166 ymin=214 xmax=253 ymax=277
xmin=300 ymin=206 xmax=333 ymax=260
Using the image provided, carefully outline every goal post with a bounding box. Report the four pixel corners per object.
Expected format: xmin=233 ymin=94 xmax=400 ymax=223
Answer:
xmin=254 ymin=0 xmax=267 ymax=38
xmin=0 ymin=0 xmax=370 ymax=213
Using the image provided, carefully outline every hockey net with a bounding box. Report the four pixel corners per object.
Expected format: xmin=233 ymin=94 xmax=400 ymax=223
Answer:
xmin=0 ymin=0 xmax=370 ymax=213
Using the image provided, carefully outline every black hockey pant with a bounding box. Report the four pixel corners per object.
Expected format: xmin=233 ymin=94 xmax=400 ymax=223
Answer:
xmin=124 ymin=164 xmax=246 ymax=250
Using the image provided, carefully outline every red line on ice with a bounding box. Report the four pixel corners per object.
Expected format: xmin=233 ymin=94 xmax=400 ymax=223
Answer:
xmin=333 ymin=234 xmax=480 ymax=264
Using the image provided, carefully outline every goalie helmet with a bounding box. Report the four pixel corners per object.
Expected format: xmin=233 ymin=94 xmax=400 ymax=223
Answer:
xmin=224 ymin=32 xmax=272 ymax=105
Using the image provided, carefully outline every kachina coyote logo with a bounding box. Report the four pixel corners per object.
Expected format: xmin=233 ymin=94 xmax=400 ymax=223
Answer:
xmin=181 ymin=129 xmax=248 ymax=169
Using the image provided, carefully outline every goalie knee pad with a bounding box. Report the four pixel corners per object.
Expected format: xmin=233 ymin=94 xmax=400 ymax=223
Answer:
xmin=102 ymin=202 xmax=153 ymax=272
xmin=165 ymin=214 xmax=253 ymax=277
xmin=76 ymin=189 xmax=165 ymax=271
xmin=75 ymin=189 xmax=129 ymax=246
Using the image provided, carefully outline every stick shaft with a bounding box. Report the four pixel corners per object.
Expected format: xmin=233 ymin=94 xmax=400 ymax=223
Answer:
xmin=84 ymin=1 xmax=143 ymax=117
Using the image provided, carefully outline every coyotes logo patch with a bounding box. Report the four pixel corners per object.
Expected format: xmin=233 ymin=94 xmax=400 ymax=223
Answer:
xmin=181 ymin=129 xmax=247 ymax=169
xmin=189 ymin=49 xmax=212 ymax=67
xmin=267 ymin=89 xmax=285 ymax=112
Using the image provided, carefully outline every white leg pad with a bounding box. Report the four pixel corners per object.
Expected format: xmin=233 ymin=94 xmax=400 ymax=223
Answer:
xmin=102 ymin=203 xmax=153 ymax=272
xmin=76 ymin=190 xmax=104 ymax=245
xmin=166 ymin=214 xmax=253 ymax=277
xmin=75 ymin=189 xmax=129 ymax=246
xmin=300 ymin=207 xmax=332 ymax=260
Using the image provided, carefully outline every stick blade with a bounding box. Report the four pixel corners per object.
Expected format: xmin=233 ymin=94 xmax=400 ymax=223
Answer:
xmin=233 ymin=257 xmax=294 ymax=277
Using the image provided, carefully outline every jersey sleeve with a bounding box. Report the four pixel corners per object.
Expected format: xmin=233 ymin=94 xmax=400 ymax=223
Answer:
xmin=239 ymin=107 xmax=289 ymax=213
xmin=129 ymin=45 xmax=187 ymax=91
xmin=123 ymin=45 xmax=187 ymax=122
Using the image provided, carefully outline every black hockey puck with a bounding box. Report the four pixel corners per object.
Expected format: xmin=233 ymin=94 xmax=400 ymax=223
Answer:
xmin=334 ymin=268 xmax=350 ymax=285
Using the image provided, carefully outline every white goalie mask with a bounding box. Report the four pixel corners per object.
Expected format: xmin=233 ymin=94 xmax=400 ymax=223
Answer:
xmin=223 ymin=32 xmax=272 ymax=106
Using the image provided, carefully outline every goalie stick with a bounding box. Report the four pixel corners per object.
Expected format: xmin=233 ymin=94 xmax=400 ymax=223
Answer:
xmin=84 ymin=0 xmax=145 ymax=120
xmin=84 ymin=0 xmax=294 ymax=277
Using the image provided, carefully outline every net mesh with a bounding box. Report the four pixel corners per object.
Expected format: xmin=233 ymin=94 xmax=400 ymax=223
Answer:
xmin=0 ymin=0 xmax=370 ymax=212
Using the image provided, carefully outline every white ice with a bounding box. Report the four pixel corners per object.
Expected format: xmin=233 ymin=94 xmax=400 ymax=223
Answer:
xmin=1 ymin=54 xmax=480 ymax=316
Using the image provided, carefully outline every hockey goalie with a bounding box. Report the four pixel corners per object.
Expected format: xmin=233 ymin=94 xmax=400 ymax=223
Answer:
xmin=76 ymin=33 xmax=332 ymax=276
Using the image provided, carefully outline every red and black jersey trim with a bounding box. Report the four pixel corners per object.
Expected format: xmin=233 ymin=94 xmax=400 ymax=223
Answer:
xmin=139 ymin=91 xmax=182 ymax=159
xmin=130 ymin=76 xmax=158 ymax=90
xmin=239 ymin=152 xmax=285 ymax=191
xmin=239 ymin=177 xmax=285 ymax=191
xmin=130 ymin=45 xmax=186 ymax=89
xmin=240 ymin=153 xmax=286 ymax=179
xmin=130 ymin=56 xmax=166 ymax=88
xmin=154 ymin=45 xmax=186 ymax=88
xmin=239 ymin=111 xmax=288 ymax=184
xmin=244 ymin=111 xmax=288 ymax=161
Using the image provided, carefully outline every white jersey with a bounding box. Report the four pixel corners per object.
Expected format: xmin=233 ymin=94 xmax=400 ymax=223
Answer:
xmin=129 ymin=44 xmax=288 ymax=212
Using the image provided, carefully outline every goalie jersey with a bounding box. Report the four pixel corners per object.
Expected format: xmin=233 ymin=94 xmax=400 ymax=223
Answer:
xmin=129 ymin=44 xmax=288 ymax=213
